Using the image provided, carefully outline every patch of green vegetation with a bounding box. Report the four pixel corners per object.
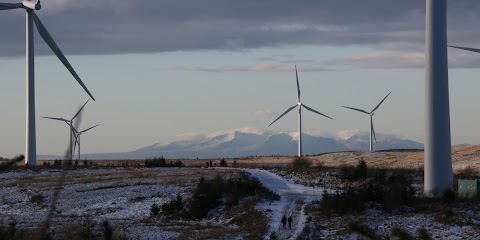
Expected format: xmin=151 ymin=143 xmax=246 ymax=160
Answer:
xmin=186 ymin=173 xmax=279 ymax=219
xmin=291 ymin=157 xmax=311 ymax=169
xmin=320 ymin=173 xmax=416 ymax=215
xmin=341 ymin=159 xmax=368 ymax=180
xmin=145 ymin=157 xmax=184 ymax=168
xmin=30 ymin=193 xmax=45 ymax=205
xmin=349 ymin=222 xmax=433 ymax=240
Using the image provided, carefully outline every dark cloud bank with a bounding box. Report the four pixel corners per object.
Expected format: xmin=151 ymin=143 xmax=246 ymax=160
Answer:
xmin=0 ymin=0 xmax=479 ymax=68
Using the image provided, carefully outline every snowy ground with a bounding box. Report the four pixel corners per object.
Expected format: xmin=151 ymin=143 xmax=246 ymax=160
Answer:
xmin=244 ymin=169 xmax=327 ymax=240
xmin=3 ymin=164 xmax=479 ymax=239
xmin=0 ymin=167 xmax=241 ymax=239
xmin=274 ymin=168 xmax=480 ymax=240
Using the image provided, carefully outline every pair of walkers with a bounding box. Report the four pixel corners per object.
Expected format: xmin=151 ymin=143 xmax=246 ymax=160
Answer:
xmin=281 ymin=215 xmax=293 ymax=229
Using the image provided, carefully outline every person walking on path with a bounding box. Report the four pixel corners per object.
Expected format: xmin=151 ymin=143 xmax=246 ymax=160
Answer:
xmin=281 ymin=215 xmax=287 ymax=229
xmin=287 ymin=216 xmax=293 ymax=229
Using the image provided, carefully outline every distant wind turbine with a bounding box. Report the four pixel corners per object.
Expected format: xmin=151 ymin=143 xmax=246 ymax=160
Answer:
xmin=268 ymin=65 xmax=332 ymax=158
xmin=0 ymin=0 xmax=95 ymax=166
xmin=342 ymin=92 xmax=391 ymax=152
xmin=42 ymin=99 xmax=90 ymax=160
xmin=73 ymin=124 xmax=99 ymax=160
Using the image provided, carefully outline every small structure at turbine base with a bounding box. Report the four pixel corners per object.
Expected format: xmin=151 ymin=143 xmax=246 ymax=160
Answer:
xmin=424 ymin=0 xmax=453 ymax=197
xmin=458 ymin=179 xmax=480 ymax=199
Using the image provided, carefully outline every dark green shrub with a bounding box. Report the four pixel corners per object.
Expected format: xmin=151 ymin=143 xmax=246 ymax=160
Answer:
xmin=442 ymin=189 xmax=456 ymax=203
xmin=54 ymin=160 xmax=62 ymax=166
xmin=355 ymin=159 xmax=368 ymax=179
xmin=161 ymin=195 xmax=183 ymax=215
xmin=219 ymin=158 xmax=227 ymax=167
xmin=186 ymin=173 xmax=279 ymax=219
xmin=391 ymin=227 xmax=415 ymax=240
xmin=0 ymin=221 xmax=18 ymax=240
xmin=150 ymin=203 xmax=160 ymax=217
xmin=292 ymin=157 xmax=311 ymax=169
xmin=172 ymin=160 xmax=184 ymax=168
xmin=320 ymin=174 xmax=415 ymax=215
xmin=30 ymin=193 xmax=45 ymax=204
xmin=348 ymin=222 xmax=382 ymax=240
xmin=145 ymin=157 xmax=167 ymax=167
xmin=417 ymin=228 xmax=433 ymax=240
xmin=103 ymin=221 xmax=113 ymax=240
xmin=341 ymin=159 xmax=368 ymax=180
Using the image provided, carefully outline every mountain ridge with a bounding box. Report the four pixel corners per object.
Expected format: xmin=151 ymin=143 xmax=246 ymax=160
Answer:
xmin=38 ymin=129 xmax=424 ymax=160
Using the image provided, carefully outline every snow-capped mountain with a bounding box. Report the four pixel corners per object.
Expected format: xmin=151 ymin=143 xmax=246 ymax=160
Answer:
xmin=341 ymin=132 xmax=423 ymax=151
xmin=40 ymin=129 xmax=425 ymax=160
xmin=130 ymin=130 xmax=348 ymax=159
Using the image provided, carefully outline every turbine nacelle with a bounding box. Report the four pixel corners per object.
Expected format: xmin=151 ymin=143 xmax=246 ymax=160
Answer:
xmin=22 ymin=0 xmax=40 ymax=10
xmin=297 ymin=102 xmax=302 ymax=106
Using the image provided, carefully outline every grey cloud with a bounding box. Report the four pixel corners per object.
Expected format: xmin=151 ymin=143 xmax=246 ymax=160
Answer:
xmin=0 ymin=0 xmax=479 ymax=69
xmin=253 ymin=109 xmax=279 ymax=120
xmin=325 ymin=41 xmax=480 ymax=69
xmin=171 ymin=63 xmax=333 ymax=72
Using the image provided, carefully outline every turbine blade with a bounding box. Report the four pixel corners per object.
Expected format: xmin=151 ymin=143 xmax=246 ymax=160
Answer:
xmin=42 ymin=116 xmax=68 ymax=122
xmin=80 ymin=124 xmax=99 ymax=133
xmin=71 ymin=99 xmax=90 ymax=121
xmin=341 ymin=106 xmax=369 ymax=114
xmin=72 ymin=127 xmax=79 ymax=134
xmin=371 ymin=117 xmax=377 ymax=143
xmin=295 ymin=65 xmax=300 ymax=101
xmin=448 ymin=45 xmax=480 ymax=54
xmin=302 ymin=104 xmax=333 ymax=120
xmin=0 ymin=3 xmax=23 ymax=10
xmin=268 ymin=105 xmax=297 ymax=127
xmin=72 ymin=131 xmax=79 ymax=153
xmin=31 ymin=12 xmax=95 ymax=101
xmin=371 ymin=91 xmax=391 ymax=113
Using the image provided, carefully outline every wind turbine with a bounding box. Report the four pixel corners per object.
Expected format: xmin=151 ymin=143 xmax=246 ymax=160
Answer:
xmin=424 ymin=0 xmax=452 ymax=197
xmin=342 ymin=92 xmax=391 ymax=152
xmin=42 ymin=99 xmax=90 ymax=160
xmin=268 ymin=65 xmax=332 ymax=158
xmin=0 ymin=0 xmax=95 ymax=166
xmin=448 ymin=45 xmax=480 ymax=54
xmin=72 ymin=124 xmax=99 ymax=160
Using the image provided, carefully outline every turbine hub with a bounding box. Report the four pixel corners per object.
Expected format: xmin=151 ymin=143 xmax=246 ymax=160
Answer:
xmin=297 ymin=102 xmax=302 ymax=106
xmin=22 ymin=0 xmax=41 ymax=10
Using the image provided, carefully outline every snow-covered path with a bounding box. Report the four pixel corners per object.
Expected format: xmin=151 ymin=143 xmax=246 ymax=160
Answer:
xmin=244 ymin=169 xmax=325 ymax=240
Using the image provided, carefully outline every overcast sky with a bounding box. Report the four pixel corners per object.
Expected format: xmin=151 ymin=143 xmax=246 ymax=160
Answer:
xmin=1 ymin=0 xmax=480 ymax=157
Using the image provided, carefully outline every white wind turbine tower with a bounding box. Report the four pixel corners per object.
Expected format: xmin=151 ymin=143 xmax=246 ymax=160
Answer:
xmin=342 ymin=92 xmax=391 ymax=152
xmin=42 ymin=99 xmax=90 ymax=160
xmin=0 ymin=0 xmax=95 ymax=166
xmin=268 ymin=65 xmax=332 ymax=158
xmin=72 ymin=124 xmax=99 ymax=160
xmin=424 ymin=0 xmax=452 ymax=197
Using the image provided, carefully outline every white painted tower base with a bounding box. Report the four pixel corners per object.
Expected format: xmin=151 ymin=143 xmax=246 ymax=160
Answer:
xmin=424 ymin=0 xmax=453 ymax=197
